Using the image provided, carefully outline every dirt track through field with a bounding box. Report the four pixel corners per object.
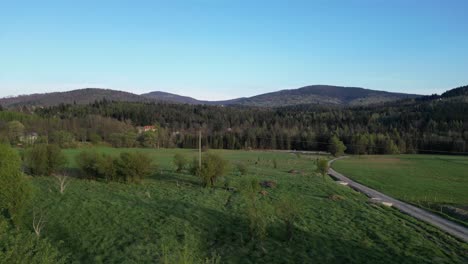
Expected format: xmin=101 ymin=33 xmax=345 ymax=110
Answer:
xmin=328 ymin=157 xmax=468 ymax=243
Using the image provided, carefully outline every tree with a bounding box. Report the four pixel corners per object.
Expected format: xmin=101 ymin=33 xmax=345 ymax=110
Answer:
xmin=54 ymin=174 xmax=71 ymax=194
xmin=0 ymin=144 xmax=32 ymax=225
xmin=7 ymin=121 xmax=24 ymax=144
xmin=328 ymin=136 xmax=347 ymax=157
xmin=190 ymin=153 xmax=229 ymax=187
xmin=138 ymin=131 xmax=158 ymax=148
xmin=23 ymin=144 xmax=67 ymax=176
xmin=173 ymin=153 xmax=188 ymax=173
xmin=49 ymin=130 xmax=76 ymax=148
xmin=316 ymin=159 xmax=329 ymax=180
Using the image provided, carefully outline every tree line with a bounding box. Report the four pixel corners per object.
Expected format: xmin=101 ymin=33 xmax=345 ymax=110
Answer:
xmin=1 ymin=93 xmax=467 ymax=154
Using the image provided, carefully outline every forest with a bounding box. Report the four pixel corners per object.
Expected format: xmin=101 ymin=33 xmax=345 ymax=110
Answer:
xmin=0 ymin=88 xmax=467 ymax=154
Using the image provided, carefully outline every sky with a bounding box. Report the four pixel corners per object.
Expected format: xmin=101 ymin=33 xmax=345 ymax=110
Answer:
xmin=1 ymin=0 xmax=468 ymax=100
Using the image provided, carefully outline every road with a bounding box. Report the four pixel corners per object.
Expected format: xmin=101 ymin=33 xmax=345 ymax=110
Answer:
xmin=328 ymin=157 xmax=468 ymax=243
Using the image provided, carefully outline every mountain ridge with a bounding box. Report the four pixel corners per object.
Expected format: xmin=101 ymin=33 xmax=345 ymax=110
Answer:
xmin=0 ymin=85 xmax=422 ymax=108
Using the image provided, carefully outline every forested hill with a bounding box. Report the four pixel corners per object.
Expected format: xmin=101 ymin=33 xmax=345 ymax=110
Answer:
xmin=2 ymin=85 xmax=465 ymax=155
xmin=219 ymin=85 xmax=421 ymax=107
xmin=0 ymin=88 xmax=150 ymax=107
xmin=0 ymin=85 xmax=420 ymax=107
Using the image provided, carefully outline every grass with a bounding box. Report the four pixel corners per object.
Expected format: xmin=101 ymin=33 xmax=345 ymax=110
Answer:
xmin=26 ymin=148 xmax=467 ymax=263
xmin=332 ymin=155 xmax=468 ymax=225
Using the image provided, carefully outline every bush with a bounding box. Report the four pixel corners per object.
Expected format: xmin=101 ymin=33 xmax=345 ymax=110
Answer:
xmin=0 ymin=144 xmax=32 ymax=225
xmin=0 ymin=216 xmax=66 ymax=263
xmin=316 ymin=159 xmax=329 ymax=180
xmin=114 ymin=152 xmax=153 ymax=183
xmin=23 ymin=144 xmax=67 ymax=176
xmin=190 ymin=153 xmax=229 ymax=187
xmin=235 ymin=163 xmax=248 ymax=175
xmin=275 ymin=196 xmax=301 ymax=241
xmin=239 ymin=178 xmax=272 ymax=241
xmin=173 ymin=153 xmax=188 ymax=173
xmin=76 ymin=151 xmax=152 ymax=183
xmin=76 ymin=151 xmax=116 ymax=181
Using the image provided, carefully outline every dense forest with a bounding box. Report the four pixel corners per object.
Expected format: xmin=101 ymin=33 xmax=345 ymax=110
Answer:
xmin=0 ymin=86 xmax=467 ymax=154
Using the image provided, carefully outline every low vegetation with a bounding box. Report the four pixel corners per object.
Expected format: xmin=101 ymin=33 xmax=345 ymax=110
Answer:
xmin=332 ymin=155 xmax=468 ymax=225
xmin=5 ymin=147 xmax=463 ymax=263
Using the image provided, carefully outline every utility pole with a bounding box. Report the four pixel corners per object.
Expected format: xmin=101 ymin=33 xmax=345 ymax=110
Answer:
xmin=198 ymin=130 xmax=202 ymax=168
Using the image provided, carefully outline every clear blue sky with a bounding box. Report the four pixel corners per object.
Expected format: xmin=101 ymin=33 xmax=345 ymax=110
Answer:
xmin=1 ymin=0 xmax=467 ymax=100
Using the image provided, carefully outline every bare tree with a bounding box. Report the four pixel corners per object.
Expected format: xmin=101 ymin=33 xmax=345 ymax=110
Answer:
xmin=33 ymin=209 xmax=46 ymax=237
xmin=54 ymin=174 xmax=71 ymax=194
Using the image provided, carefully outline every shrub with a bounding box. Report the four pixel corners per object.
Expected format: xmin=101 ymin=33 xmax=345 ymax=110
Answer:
xmin=76 ymin=151 xmax=116 ymax=181
xmin=316 ymin=159 xmax=329 ymax=180
xmin=275 ymin=196 xmax=300 ymax=241
xmin=114 ymin=152 xmax=153 ymax=183
xmin=190 ymin=153 xmax=229 ymax=187
xmin=23 ymin=144 xmax=67 ymax=176
xmin=0 ymin=144 xmax=32 ymax=225
xmin=239 ymin=178 xmax=271 ymax=241
xmin=235 ymin=163 xmax=248 ymax=175
xmin=0 ymin=215 xmax=66 ymax=263
xmin=173 ymin=153 xmax=188 ymax=173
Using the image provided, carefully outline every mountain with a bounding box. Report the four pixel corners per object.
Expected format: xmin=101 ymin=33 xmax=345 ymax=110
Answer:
xmin=140 ymin=91 xmax=201 ymax=104
xmin=0 ymin=88 xmax=149 ymax=107
xmin=0 ymin=85 xmax=422 ymax=108
xmin=217 ymin=85 xmax=421 ymax=107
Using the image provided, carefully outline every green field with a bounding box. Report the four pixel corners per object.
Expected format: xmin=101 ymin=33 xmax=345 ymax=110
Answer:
xmin=27 ymin=148 xmax=467 ymax=263
xmin=332 ymin=155 xmax=468 ymax=225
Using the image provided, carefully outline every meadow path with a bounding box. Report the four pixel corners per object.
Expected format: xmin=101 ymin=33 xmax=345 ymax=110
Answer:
xmin=328 ymin=157 xmax=468 ymax=243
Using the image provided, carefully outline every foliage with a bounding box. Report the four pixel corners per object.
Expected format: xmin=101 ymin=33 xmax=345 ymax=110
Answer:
xmin=21 ymin=148 xmax=468 ymax=263
xmin=190 ymin=153 xmax=229 ymax=187
xmin=235 ymin=162 xmax=248 ymax=175
xmin=316 ymin=159 xmax=329 ymax=180
xmin=0 ymin=216 xmax=66 ymax=264
xmin=173 ymin=153 xmax=188 ymax=172
xmin=76 ymin=150 xmax=153 ymax=183
xmin=114 ymin=152 xmax=154 ymax=183
xmin=275 ymin=196 xmax=301 ymax=241
xmin=239 ymin=178 xmax=272 ymax=241
xmin=138 ymin=131 xmax=158 ymax=148
xmin=328 ymin=135 xmax=347 ymax=157
xmin=76 ymin=151 xmax=117 ymax=181
xmin=49 ymin=130 xmax=76 ymax=148
xmin=159 ymin=230 xmax=221 ymax=264
xmin=7 ymin=121 xmax=24 ymax=144
xmin=0 ymin=144 xmax=32 ymax=225
xmin=23 ymin=144 xmax=67 ymax=176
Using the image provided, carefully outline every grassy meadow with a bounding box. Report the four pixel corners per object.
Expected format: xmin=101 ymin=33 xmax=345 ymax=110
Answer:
xmin=332 ymin=155 xmax=468 ymax=225
xmin=26 ymin=148 xmax=467 ymax=263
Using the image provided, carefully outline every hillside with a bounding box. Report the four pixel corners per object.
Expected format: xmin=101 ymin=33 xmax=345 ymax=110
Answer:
xmin=0 ymin=88 xmax=149 ymax=107
xmin=223 ymin=85 xmax=421 ymax=107
xmin=141 ymin=91 xmax=202 ymax=104
xmin=0 ymin=85 xmax=421 ymax=108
